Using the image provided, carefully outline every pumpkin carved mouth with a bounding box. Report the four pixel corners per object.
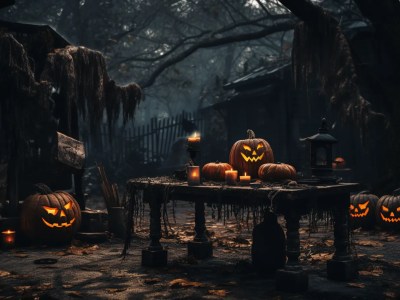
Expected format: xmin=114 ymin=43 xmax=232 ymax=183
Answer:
xmin=240 ymin=152 xmax=264 ymax=162
xmin=380 ymin=213 xmax=400 ymax=223
xmin=41 ymin=217 xmax=76 ymax=228
xmin=350 ymin=207 xmax=369 ymax=218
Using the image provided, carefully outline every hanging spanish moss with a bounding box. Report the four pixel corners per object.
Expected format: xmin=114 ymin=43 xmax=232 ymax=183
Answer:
xmin=41 ymin=45 xmax=142 ymax=134
xmin=292 ymin=12 xmax=382 ymax=140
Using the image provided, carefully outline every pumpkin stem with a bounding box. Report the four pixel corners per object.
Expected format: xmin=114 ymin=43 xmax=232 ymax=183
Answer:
xmin=34 ymin=183 xmax=53 ymax=195
xmin=247 ymin=129 xmax=255 ymax=139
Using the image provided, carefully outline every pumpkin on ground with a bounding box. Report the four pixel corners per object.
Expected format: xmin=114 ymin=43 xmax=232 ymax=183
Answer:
xmin=229 ymin=129 xmax=274 ymax=178
xmin=349 ymin=191 xmax=378 ymax=229
xmin=202 ymin=162 xmax=232 ymax=181
xmin=20 ymin=184 xmax=81 ymax=245
xmin=258 ymin=163 xmax=296 ymax=182
xmin=376 ymin=189 xmax=400 ymax=230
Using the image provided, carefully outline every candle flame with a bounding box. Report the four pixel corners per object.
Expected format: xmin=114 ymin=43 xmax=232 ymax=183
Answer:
xmin=2 ymin=230 xmax=15 ymax=234
xmin=244 ymin=172 xmax=247 ymax=176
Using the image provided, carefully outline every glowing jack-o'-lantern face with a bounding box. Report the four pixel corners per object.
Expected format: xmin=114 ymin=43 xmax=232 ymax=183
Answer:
xmin=380 ymin=205 xmax=400 ymax=223
xmin=349 ymin=192 xmax=378 ymax=229
xmin=229 ymin=129 xmax=274 ymax=178
xmin=21 ymin=184 xmax=81 ymax=245
xmin=350 ymin=201 xmax=369 ymax=218
xmin=42 ymin=201 xmax=76 ymax=228
xmin=376 ymin=193 xmax=400 ymax=230
xmin=240 ymin=143 xmax=265 ymax=162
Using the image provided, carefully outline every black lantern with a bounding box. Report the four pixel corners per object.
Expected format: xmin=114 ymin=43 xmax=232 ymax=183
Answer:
xmin=302 ymin=118 xmax=337 ymax=180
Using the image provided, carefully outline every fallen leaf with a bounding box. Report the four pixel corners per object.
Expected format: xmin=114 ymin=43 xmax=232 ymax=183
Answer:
xmin=384 ymin=291 xmax=399 ymax=299
xmin=62 ymin=284 xmax=74 ymax=289
xmin=0 ymin=270 xmax=11 ymax=277
xmin=144 ymin=278 xmax=162 ymax=285
xmin=13 ymin=285 xmax=32 ymax=293
xmin=310 ymin=253 xmax=332 ymax=262
xmin=383 ymin=236 xmax=397 ymax=242
xmin=208 ymin=289 xmax=229 ymax=297
xmin=359 ymin=266 xmax=383 ymax=277
xmin=169 ymin=278 xmax=204 ymax=288
xmin=66 ymin=245 xmax=100 ymax=256
xmin=354 ymin=240 xmax=384 ymax=247
xmin=324 ymin=239 xmax=334 ymax=247
xmin=347 ymin=282 xmax=365 ymax=288
xmin=67 ymin=291 xmax=83 ymax=298
xmin=370 ymin=254 xmax=384 ymax=260
xmin=105 ymin=288 xmax=127 ymax=294
xmin=14 ymin=253 xmax=28 ymax=258
xmin=36 ymin=283 xmax=53 ymax=291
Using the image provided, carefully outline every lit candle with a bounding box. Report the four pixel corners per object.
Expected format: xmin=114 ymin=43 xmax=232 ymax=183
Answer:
xmin=187 ymin=166 xmax=201 ymax=186
xmin=187 ymin=132 xmax=201 ymax=149
xmin=225 ymin=169 xmax=238 ymax=185
xmin=2 ymin=230 xmax=16 ymax=249
xmin=239 ymin=172 xmax=251 ymax=185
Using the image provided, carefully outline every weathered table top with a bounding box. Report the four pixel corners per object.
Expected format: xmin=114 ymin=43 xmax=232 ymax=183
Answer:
xmin=126 ymin=176 xmax=360 ymax=211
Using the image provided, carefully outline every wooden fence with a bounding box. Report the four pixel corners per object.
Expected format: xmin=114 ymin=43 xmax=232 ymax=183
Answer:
xmin=86 ymin=111 xmax=204 ymax=166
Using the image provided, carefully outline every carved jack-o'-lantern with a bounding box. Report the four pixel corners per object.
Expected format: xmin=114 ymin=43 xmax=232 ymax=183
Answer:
xmin=349 ymin=191 xmax=378 ymax=229
xmin=229 ymin=129 xmax=274 ymax=178
xmin=376 ymin=189 xmax=400 ymax=230
xmin=20 ymin=184 xmax=81 ymax=244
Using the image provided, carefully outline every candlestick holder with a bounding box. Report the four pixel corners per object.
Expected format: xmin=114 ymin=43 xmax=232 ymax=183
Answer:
xmin=187 ymin=140 xmax=200 ymax=166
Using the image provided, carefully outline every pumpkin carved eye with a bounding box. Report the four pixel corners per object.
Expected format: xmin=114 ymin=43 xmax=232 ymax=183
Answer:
xmin=350 ymin=204 xmax=354 ymax=210
xmin=358 ymin=201 xmax=369 ymax=210
xmin=397 ymin=207 xmax=400 ymax=212
xmin=64 ymin=201 xmax=73 ymax=210
xmin=382 ymin=205 xmax=389 ymax=212
xmin=43 ymin=206 xmax=59 ymax=216
xmin=243 ymin=145 xmax=251 ymax=152
xmin=256 ymin=143 xmax=264 ymax=150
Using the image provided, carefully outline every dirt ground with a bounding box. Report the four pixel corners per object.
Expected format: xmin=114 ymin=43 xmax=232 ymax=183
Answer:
xmin=1 ymin=201 xmax=400 ymax=300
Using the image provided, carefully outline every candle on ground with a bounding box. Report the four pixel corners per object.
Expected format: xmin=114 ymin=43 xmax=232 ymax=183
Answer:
xmin=2 ymin=230 xmax=16 ymax=249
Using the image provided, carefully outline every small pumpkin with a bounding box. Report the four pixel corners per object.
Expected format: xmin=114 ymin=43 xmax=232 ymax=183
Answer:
xmin=20 ymin=184 xmax=81 ymax=245
xmin=258 ymin=163 xmax=296 ymax=182
xmin=229 ymin=129 xmax=274 ymax=178
xmin=202 ymin=162 xmax=232 ymax=181
xmin=332 ymin=157 xmax=346 ymax=169
xmin=376 ymin=189 xmax=400 ymax=230
xmin=349 ymin=191 xmax=378 ymax=229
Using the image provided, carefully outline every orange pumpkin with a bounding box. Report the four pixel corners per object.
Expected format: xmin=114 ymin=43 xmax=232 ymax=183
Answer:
xmin=20 ymin=184 xmax=81 ymax=245
xmin=376 ymin=189 xmax=400 ymax=230
xmin=202 ymin=162 xmax=232 ymax=181
xmin=258 ymin=163 xmax=296 ymax=181
xmin=229 ymin=129 xmax=274 ymax=178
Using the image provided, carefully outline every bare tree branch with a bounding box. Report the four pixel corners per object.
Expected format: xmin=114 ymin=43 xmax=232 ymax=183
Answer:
xmin=139 ymin=18 xmax=295 ymax=88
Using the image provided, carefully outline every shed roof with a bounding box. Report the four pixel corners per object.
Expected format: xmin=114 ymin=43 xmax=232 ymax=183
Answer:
xmin=223 ymin=60 xmax=291 ymax=91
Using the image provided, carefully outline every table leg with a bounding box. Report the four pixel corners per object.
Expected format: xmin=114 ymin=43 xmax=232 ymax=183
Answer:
xmin=142 ymin=191 xmax=167 ymax=267
xmin=276 ymin=211 xmax=308 ymax=292
xmin=327 ymin=192 xmax=357 ymax=281
xmin=187 ymin=199 xmax=213 ymax=259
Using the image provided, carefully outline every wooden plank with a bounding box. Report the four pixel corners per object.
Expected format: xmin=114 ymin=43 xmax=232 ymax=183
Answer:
xmin=54 ymin=132 xmax=85 ymax=170
xmin=160 ymin=118 xmax=167 ymax=160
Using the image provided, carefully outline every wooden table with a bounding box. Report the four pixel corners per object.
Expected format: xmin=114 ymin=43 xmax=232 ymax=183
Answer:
xmin=124 ymin=177 xmax=360 ymax=292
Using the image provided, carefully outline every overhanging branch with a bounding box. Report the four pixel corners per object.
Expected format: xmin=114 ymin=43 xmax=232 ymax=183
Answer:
xmin=140 ymin=18 xmax=295 ymax=88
